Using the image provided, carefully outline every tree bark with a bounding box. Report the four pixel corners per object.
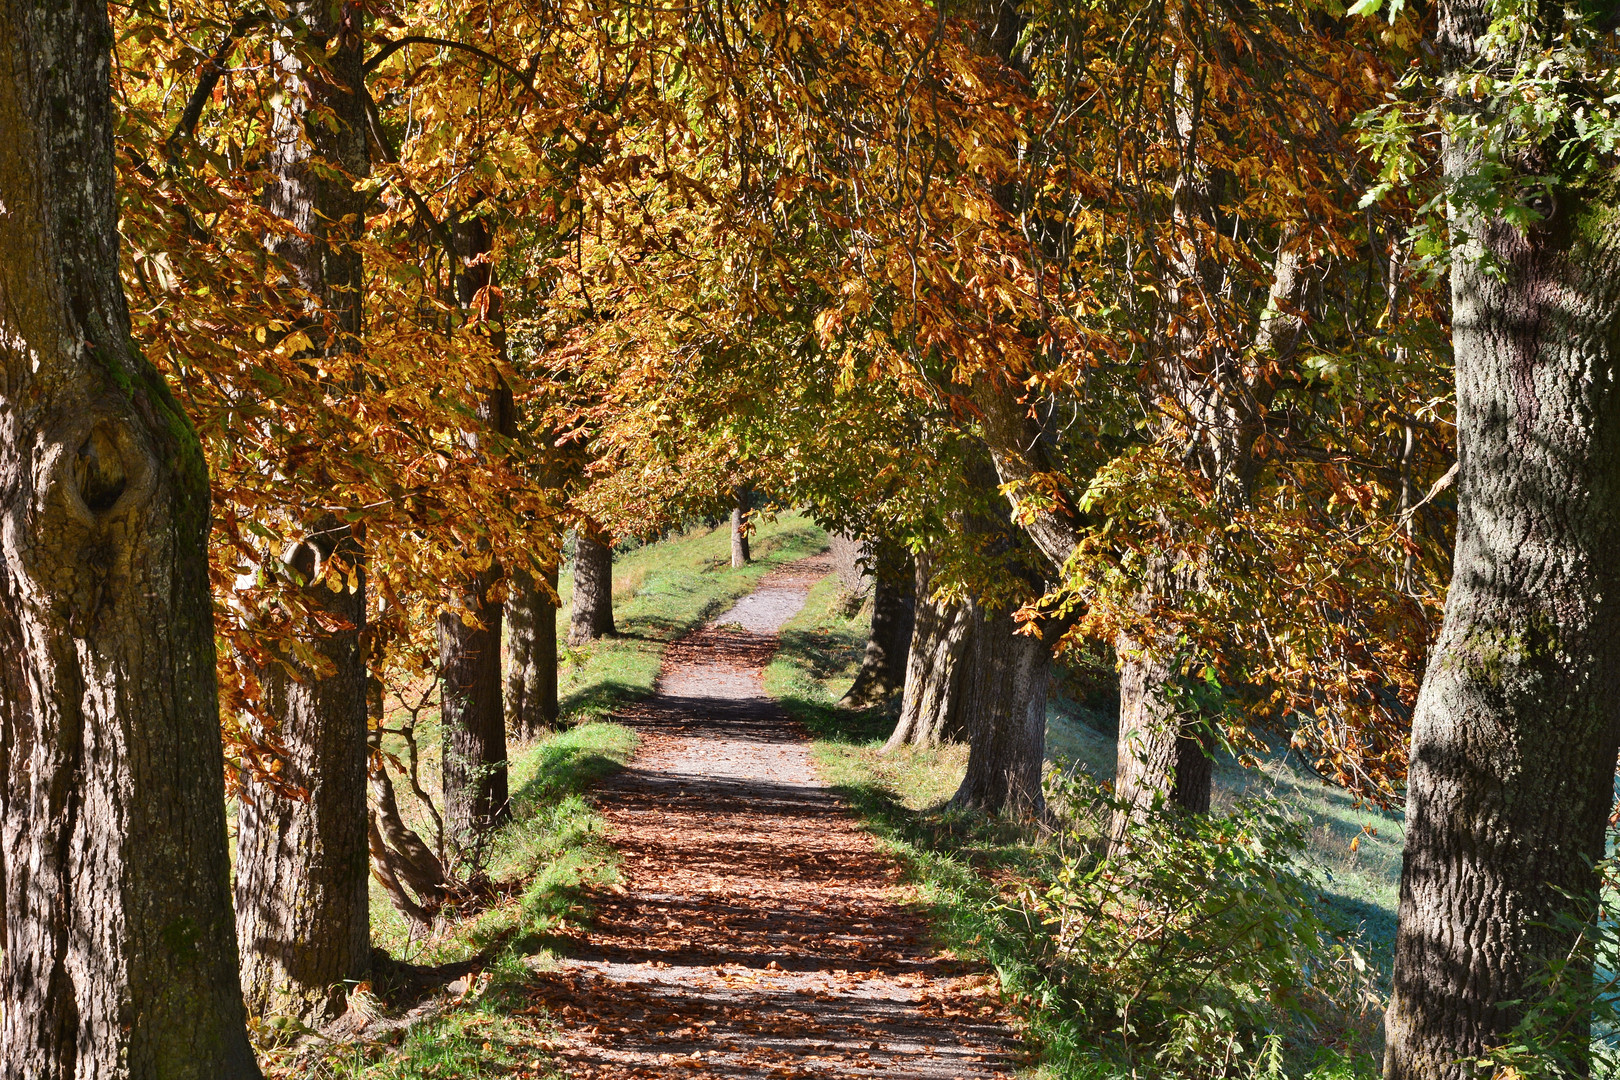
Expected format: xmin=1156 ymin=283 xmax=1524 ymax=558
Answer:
xmin=841 ymin=542 xmax=915 ymax=708
xmin=730 ymin=487 xmax=751 ymax=567
xmin=568 ymin=520 xmax=616 ymax=645
xmin=0 ymin=2 xmax=260 ymax=1073
xmin=368 ymin=744 xmax=446 ymax=928
xmin=236 ymin=524 xmax=371 ymax=1023
xmin=235 ymin=0 xmax=371 ymax=1024
xmin=951 ymin=599 xmax=1051 ymax=818
xmin=1383 ymin=6 xmax=1620 ymax=1076
xmin=438 ymin=214 xmax=513 ymax=845
xmin=1109 ymin=629 xmax=1212 ymax=845
xmin=440 ymin=561 xmax=511 ymax=845
xmin=885 ymin=555 xmax=972 ymax=750
xmin=506 ymin=563 xmax=560 ymax=737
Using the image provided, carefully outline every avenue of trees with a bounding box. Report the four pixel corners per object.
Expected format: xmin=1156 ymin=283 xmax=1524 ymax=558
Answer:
xmin=0 ymin=0 xmax=1616 ymax=1077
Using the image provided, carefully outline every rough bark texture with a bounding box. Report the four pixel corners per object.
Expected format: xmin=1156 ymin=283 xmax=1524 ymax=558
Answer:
xmin=506 ymin=564 xmax=560 ymax=738
xmin=827 ymin=531 xmax=868 ymax=594
xmin=236 ymin=524 xmax=370 ymax=1022
xmin=730 ymin=488 xmax=751 ymax=567
xmin=569 ymin=521 xmax=617 ymax=645
xmin=1383 ymin=6 xmax=1620 ymax=1075
xmin=369 ymin=754 xmax=447 ymax=904
xmin=235 ymin=0 xmax=371 ymax=1024
xmin=885 ymin=555 xmax=972 ymax=751
xmin=1109 ymin=611 xmax=1213 ymax=847
xmin=951 ymin=600 xmax=1050 ymax=818
xmin=438 ymin=214 xmax=514 ymax=845
xmin=0 ymin=2 xmax=260 ymax=1073
xmin=440 ymin=561 xmax=511 ymax=845
xmin=841 ymin=541 xmax=915 ymax=708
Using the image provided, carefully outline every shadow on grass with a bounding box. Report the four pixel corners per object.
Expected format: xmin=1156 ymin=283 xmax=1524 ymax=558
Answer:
xmin=512 ymin=739 xmax=628 ymax=810
xmin=776 ymin=683 xmax=894 ymax=747
xmin=1320 ymin=886 xmax=1397 ymax=983
xmin=558 ymin=679 xmax=647 ymax=727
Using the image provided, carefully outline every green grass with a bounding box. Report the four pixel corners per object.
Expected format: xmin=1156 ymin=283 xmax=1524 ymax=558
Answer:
xmin=277 ymin=720 xmax=629 ymax=1078
xmin=279 ymin=515 xmax=829 ymax=1078
xmin=765 ymin=574 xmax=1394 ymax=1079
xmin=555 ymin=511 xmax=830 ymax=724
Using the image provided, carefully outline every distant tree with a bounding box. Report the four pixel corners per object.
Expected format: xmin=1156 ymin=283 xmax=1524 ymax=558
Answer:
xmin=0 ymin=0 xmax=259 ymax=1073
xmin=730 ymin=487 xmax=752 ymax=567
xmin=569 ymin=519 xmax=617 ymax=645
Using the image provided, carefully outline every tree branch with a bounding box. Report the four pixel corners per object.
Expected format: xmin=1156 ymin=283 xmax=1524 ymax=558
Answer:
xmin=165 ymin=11 xmax=269 ymax=155
xmin=364 ymin=34 xmax=533 ymax=92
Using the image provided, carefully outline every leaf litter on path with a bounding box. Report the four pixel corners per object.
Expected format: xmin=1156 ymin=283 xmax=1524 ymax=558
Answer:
xmin=526 ymin=554 xmax=1020 ymax=1078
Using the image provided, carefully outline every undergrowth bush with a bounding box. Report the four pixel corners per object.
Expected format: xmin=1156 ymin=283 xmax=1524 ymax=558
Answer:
xmin=1013 ymin=770 xmax=1381 ymax=1078
xmin=1471 ymin=843 xmax=1620 ymax=1080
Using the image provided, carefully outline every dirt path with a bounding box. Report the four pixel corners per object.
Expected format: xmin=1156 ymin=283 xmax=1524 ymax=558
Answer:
xmin=526 ymin=554 xmax=1020 ymax=1078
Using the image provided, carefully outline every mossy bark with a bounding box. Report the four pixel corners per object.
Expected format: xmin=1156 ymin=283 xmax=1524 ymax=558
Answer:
xmin=0 ymin=1 xmax=259 ymax=1072
xmin=1384 ymin=5 xmax=1620 ymax=1076
xmin=951 ymin=600 xmax=1050 ymax=818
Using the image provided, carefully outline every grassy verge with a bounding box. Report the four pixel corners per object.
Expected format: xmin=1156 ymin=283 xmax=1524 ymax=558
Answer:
xmin=271 ymin=720 xmax=632 ymax=1079
xmin=277 ymin=515 xmax=827 ymax=1078
xmin=556 ymin=511 xmax=830 ymax=724
xmin=765 ymin=575 xmax=1388 ymax=1080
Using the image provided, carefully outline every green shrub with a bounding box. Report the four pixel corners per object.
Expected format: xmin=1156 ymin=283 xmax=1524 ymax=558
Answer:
xmin=1471 ymin=845 xmax=1620 ymax=1080
xmin=1012 ymin=771 xmax=1381 ymax=1077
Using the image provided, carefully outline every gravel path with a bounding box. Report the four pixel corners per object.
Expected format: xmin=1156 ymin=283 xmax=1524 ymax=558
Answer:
xmin=526 ymin=553 xmax=1020 ymax=1079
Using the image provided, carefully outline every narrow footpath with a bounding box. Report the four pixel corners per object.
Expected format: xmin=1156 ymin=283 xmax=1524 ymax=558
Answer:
xmin=526 ymin=553 xmax=1019 ymax=1078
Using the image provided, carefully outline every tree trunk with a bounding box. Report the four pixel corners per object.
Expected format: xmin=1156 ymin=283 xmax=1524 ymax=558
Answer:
xmin=440 ymin=559 xmax=511 ymax=846
xmin=1109 ymin=628 xmax=1212 ymax=847
xmin=367 ymin=744 xmax=446 ymax=930
xmin=235 ymin=0 xmax=371 ymax=1024
xmin=236 ymin=523 xmax=371 ymax=1022
xmin=885 ymin=555 xmax=972 ymax=750
xmin=841 ymin=543 xmax=915 ymax=708
xmin=0 ymin=2 xmax=260 ymax=1073
xmin=1383 ymin=7 xmax=1620 ymax=1075
xmin=568 ymin=521 xmax=616 ymax=645
xmin=438 ymin=214 xmax=514 ymax=845
xmin=951 ymin=600 xmax=1050 ymax=818
xmin=730 ymin=487 xmax=751 ymax=567
xmin=506 ymin=564 xmax=560 ymax=738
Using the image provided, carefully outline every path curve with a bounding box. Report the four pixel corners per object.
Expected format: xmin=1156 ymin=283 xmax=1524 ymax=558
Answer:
xmin=527 ymin=553 xmax=1019 ymax=1078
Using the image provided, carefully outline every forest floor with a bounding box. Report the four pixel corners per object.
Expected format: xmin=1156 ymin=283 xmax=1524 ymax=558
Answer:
xmin=523 ymin=552 xmax=1023 ymax=1078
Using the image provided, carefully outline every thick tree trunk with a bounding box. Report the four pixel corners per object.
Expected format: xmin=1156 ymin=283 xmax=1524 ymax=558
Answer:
xmin=568 ymin=521 xmax=616 ymax=645
xmin=951 ymin=600 xmax=1050 ymax=818
xmin=885 ymin=556 xmax=972 ymax=750
xmin=0 ymin=3 xmax=260 ymax=1073
xmin=1384 ymin=8 xmax=1620 ymax=1074
xmin=440 ymin=559 xmax=511 ymax=845
xmin=235 ymin=0 xmax=371 ymax=1024
xmin=506 ymin=564 xmax=560 ymax=737
xmin=236 ymin=524 xmax=371 ymax=1022
xmin=438 ymin=215 xmax=514 ymax=845
xmin=1109 ymin=628 xmax=1212 ymax=847
xmin=841 ymin=543 xmax=915 ymax=708
xmin=730 ymin=487 xmax=751 ymax=567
